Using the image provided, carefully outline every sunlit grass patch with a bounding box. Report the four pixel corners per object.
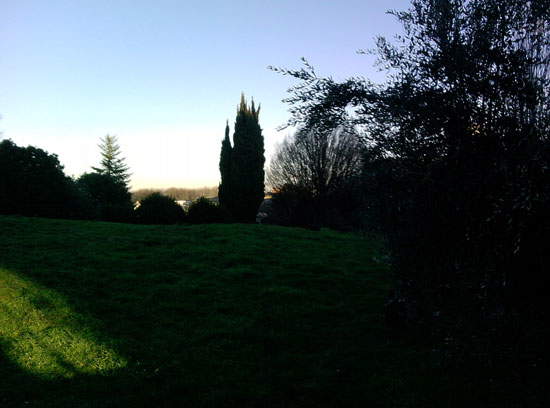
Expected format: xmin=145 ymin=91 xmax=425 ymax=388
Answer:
xmin=0 ymin=268 xmax=126 ymax=379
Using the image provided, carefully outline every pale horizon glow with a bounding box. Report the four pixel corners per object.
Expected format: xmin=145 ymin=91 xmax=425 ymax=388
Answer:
xmin=0 ymin=0 xmax=404 ymax=190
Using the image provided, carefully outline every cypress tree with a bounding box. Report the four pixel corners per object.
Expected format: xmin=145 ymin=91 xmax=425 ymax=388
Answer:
xmin=218 ymin=121 xmax=232 ymax=208
xmin=229 ymin=94 xmax=265 ymax=222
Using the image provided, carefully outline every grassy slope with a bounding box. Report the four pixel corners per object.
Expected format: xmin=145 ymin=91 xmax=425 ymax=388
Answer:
xmin=0 ymin=215 xmax=434 ymax=407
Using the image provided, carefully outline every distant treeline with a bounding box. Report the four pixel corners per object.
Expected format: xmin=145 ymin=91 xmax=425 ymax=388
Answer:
xmin=132 ymin=186 xmax=218 ymax=203
xmin=0 ymin=135 xmax=226 ymax=225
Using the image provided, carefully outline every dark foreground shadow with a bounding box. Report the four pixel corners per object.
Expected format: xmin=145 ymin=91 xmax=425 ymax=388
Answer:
xmin=1 ymin=216 xmax=508 ymax=408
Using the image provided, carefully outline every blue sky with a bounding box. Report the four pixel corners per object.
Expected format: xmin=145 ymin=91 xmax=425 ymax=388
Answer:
xmin=0 ymin=0 xmax=405 ymax=189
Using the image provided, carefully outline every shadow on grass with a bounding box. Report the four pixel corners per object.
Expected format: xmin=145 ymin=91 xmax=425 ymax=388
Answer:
xmin=0 ymin=351 xmax=136 ymax=407
xmin=0 ymin=216 xmax=426 ymax=408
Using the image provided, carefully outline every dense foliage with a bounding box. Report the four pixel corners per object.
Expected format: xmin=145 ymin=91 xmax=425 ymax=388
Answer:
xmin=77 ymin=172 xmax=134 ymax=222
xmin=273 ymin=0 xmax=549 ymax=381
xmin=134 ymin=192 xmax=186 ymax=224
xmin=186 ymin=196 xmax=228 ymax=224
xmin=265 ymin=184 xmax=317 ymax=228
xmin=220 ymin=94 xmax=265 ymax=222
xmin=218 ymin=121 xmax=233 ymax=209
xmin=0 ymin=139 xmax=87 ymax=219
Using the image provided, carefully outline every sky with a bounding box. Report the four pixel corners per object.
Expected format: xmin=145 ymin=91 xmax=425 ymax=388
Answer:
xmin=0 ymin=0 xmax=406 ymax=190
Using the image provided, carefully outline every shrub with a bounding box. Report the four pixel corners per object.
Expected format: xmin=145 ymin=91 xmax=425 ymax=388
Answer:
xmin=76 ymin=172 xmax=133 ymax=222
xmin=267 ymin=182 xmax=364 ymax=231
xmin=186 ymin=197 xmax=227 ymax=224
xmin=267 ymin=184 xmax=317 ymax=228
xmin=134 ymin=192 xmax=185 ymax=225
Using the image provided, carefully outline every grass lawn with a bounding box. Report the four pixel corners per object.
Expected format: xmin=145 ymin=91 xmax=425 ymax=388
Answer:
xmin=0 ymin=215 xmax=444 ymax=407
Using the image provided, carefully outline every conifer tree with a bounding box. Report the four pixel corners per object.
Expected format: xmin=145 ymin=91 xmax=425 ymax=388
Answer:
xmin=218 ymin=121 xmax=233 ymax=208
xmin=92 ymin=134 xmax=131 ymax=187
xmin=229 ymin=94 xmax=265 ymax=222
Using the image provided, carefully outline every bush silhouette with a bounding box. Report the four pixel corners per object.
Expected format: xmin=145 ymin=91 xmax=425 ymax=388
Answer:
xmin=187 ymin=197 xmax=227 ymax=224
xmin=134 ymin=192 xmax=185 ymax=225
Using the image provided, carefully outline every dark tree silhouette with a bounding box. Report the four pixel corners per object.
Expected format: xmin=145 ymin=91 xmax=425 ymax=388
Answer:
xmin=218 ymin=121 xmax=233 ymax=209
xmin=267 ymin=125 xmax=363 ymax=228
xmin=134 ymin=192 xmax=185 ymax=224
xmin=92 ymin=134 xmax=131 ymax=186
xmin=77 ymin=172 xmax=133 ymax=222
xmin=268 ymin=126 xmax=362 ymax=198
xmin=186 ymin=196 xmax=227 ymax=224
xmin=272 ymin=0 xmax=550 ymax=386
xmin=226 ymin=94 xmax=265 ymax=222
xmin=0 ymin=139 xmax=86 ymax=218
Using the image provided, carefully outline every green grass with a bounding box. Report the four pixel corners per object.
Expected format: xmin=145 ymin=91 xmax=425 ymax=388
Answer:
xmin=0 ymin=215 xmax=440 ymax=407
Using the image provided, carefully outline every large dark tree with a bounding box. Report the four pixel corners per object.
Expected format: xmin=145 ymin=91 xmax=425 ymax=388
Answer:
xmin=0 ymin=139 xmax=87 ymax=218
xmin=92 ymin=134 xmax=131 ymax=186
xmin=77 ymin=172 xmax=133 ymax=222
xmin=267 ymin=125 xmax=363 ymax=228
xmin=227 ymin=94 xmax=265 ymax=222
xmin=268 ymin=126 xmax=362 ymax=197
xmin=218 ymin=121 xmax=233 ymax=209
xmin=272 ymin=0 xmax=549 ymax=392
